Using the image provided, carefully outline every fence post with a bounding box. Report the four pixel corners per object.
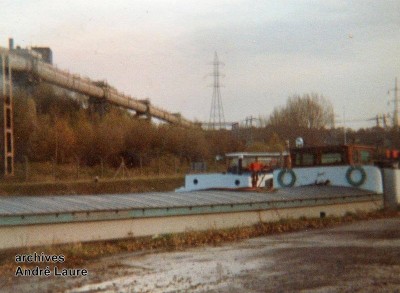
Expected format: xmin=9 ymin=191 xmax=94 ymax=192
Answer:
xmin=157 ymin=153 xmax=160 ymax=175
xmin=24 ymin=156 xmax=29 ymax=181
xmin=139 ymin=155 xmax=143 ymax=176
xmin=174 ymin=157 xmax=177 ymax=174
xmin=75 ymin=156 xmax=80 ymax=179
xmin=52 ymin=158 xmax=57 ymax=181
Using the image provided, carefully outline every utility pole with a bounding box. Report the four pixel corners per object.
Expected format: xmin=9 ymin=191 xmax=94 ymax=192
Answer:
xmin=375 ymin=114 xmax=379 ymax=128
xmin=383 ymin=114 xmax=388 ymax=128
xmin=208 ymin=52 xmax=225 ymax=130
xmin=389 ymin=77 xmax=399 ymax=129
xmin=245 ymin=116 xmax=259 ymax=146
xmin=0 ymin=48 xmax=14 ymax=176
xmin=343 ymin=106 xmax=347 ymax=144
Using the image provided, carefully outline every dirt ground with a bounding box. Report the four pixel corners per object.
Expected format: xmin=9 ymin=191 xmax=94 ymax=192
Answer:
xmin=3 ymin=217 xmax=400 ymax=293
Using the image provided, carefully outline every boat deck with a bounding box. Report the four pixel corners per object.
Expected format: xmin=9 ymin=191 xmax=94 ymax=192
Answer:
xmin=0 ymin=186 xmax=381 ymax=227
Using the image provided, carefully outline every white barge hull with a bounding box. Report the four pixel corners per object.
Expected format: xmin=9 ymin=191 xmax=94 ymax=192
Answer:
xmin=176 ymin=173 xmax=273 ymax=192
xmin=273 ymin=165 xmax=383 ymax=194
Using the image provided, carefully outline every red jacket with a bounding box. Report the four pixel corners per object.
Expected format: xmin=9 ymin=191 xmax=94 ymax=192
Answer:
xmin=249 ymin=161 xmax=263 ymax=172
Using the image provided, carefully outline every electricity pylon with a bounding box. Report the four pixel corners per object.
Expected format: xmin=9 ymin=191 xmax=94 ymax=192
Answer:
xmin=208 ymin=52 xmax=225 ymax=130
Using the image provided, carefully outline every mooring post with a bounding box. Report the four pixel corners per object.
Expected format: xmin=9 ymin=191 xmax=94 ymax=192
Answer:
xmin=382 ymin=168 xmax=400 ymax=210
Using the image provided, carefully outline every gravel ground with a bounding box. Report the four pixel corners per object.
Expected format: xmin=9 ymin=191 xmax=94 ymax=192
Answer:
xmin=3 ymin=217 xmax=400 ymax=293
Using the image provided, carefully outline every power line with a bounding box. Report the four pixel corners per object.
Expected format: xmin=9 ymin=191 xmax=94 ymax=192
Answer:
xmin=336 ymin=114 xmax=389 ymax=127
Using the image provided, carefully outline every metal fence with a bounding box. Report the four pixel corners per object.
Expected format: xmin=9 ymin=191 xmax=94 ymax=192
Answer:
xmin=9 ymin=156 xmax=220 ymax=182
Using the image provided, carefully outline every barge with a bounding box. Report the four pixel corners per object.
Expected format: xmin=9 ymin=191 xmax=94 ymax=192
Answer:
xmin=0 ymin=143 xmax=394 ymax=250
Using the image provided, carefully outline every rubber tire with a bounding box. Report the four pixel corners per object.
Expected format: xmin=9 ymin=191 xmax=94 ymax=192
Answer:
xmin=345 ymin=166 xmax=366 ymax=187
xmin=277 ymin=169 xmax=296 ymax=187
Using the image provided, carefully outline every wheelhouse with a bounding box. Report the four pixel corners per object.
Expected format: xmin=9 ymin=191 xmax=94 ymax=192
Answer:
xmin=290 ymin=145 xmax=375 ymax=168
xmin=225 ymin=152 xmax=288 ymax=174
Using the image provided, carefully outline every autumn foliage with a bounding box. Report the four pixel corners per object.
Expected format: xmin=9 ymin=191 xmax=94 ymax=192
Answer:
xmin=13 ymin=85 xmax=242 ymax=171
xmin=12 ymin=85 xmax=394 ymax=176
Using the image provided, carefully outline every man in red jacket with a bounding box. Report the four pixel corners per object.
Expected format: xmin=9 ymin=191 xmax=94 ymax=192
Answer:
xmin=249 ymin=157 xmax=264 ymax=188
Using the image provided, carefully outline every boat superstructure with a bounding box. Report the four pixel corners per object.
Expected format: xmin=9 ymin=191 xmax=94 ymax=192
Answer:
xmin=176 ymin=152 xmax=288 ymax=192
xmin=273 ymin=144 xmax=383 ymax=194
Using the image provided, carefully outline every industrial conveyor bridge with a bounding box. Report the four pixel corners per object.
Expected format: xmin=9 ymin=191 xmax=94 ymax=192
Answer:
xmin=0 ymin=46 xmax=194 ymax=127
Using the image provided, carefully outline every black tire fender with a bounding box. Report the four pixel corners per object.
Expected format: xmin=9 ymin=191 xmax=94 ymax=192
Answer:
xmin=277 ymin=169 xmax=296 ymax=187
xmin=345 ymin=166 xmax=366 ymax=187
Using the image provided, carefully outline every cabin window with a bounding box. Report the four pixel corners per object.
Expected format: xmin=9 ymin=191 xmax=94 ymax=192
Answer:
xmin=295 ymin=153 xmax=315 ymax=166
xmin=303 ymin=153 xmax=315 ymax=165
xmin=295 ymin=154 xmax=301 ymax=166
xmin=354 ymin=150 xmax=371 ymax=164
xmin=352 ymin=150 xmax=372 ymax=164
xmin=321 ymin=152 xmax=343 ymax=164
xmin=359 ymin=150 xmax=371 ymax=164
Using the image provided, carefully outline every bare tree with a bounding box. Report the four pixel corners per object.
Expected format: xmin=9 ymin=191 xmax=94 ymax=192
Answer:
xmin=267 ymin=93 xmax=335 ymax=146
xmin=269 ymin=93 xmax=334 ymax=130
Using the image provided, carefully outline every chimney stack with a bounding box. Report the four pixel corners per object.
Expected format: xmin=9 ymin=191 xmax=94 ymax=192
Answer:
xmin=8 ymin=38 xmax=14 ymax=50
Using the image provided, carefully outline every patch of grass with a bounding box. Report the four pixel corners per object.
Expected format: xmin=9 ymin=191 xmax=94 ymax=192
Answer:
xmin=0 ymin=175 xmax=184 ymax=196
xmin=0 ymin=209 xmax=398 ymax=280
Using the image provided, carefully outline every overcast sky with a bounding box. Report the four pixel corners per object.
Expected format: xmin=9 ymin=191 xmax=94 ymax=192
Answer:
xmin=2 ymin=0 xmax=400 ymax=128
